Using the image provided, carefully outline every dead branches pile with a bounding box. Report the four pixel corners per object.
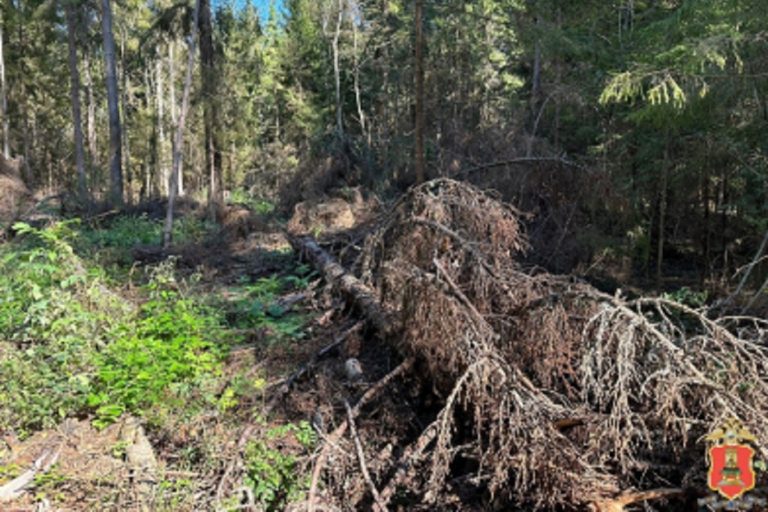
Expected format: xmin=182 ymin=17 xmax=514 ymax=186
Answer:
xmin=339 ymin=179 xmax=768 ymax=509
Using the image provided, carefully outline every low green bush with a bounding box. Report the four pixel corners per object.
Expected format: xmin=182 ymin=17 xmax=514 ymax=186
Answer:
xmin=223 ymin=266 xmax=314 ymax=343
xmin=76 ymin=214 xmax=214 ymax=266
xmin=0 ymin=222 xmax=121 ymax=434
xmin=243 ymin=421 xmax=316 ymax=511
xmin=228 ymin=189 xmax=276 ymax=215
xmin=88 ymin=291 xmax=228 ymax=428
xmin=0 ymin=221 xmax=230 ymax=435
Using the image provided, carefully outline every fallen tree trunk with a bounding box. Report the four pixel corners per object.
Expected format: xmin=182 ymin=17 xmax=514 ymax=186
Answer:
xmin=285 ymin=179 xmax=768 ymax=511
xmin=289 ymin=235 xmax=394 ymax=338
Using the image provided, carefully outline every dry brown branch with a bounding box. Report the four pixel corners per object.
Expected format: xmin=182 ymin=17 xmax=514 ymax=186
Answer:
xmin=308 ymin=358 xmax=414 ymax=512
xmin=215 ymin=423 xmax=257 ymax=504
xmin=344 ymin=400 xmax=388 ymax=512
xmin=265 ymin=321 xmax=362 ymax=410
xmin=297 ymin=179 xmax=768 ymax=509
xmin=0 ymin=443 xmax=62 ymax=502
xmin=376 ymin=421 xmax=438 ymax=509
xmin=351 ymin=179 xmax=768 ymax=508
xmin=591 ymin=487 xmax=684 ymax=512
xmin=457 ymin=155 xmax=585 ymax=177
xmin=721 ymin=228 xmax=768 ymax=308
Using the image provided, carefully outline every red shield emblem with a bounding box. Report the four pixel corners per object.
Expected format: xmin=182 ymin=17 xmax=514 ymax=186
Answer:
xmin=708 ymin=443 xmax=756 ymax=501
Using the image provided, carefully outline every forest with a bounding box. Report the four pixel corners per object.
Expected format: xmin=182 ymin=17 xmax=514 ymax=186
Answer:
xmin=0 ymin=0 xmax=767 ymax=510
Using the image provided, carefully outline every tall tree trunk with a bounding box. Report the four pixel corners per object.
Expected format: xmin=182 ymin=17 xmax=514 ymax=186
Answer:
xmin=147 ymin=65 xmax=157 ymax=197
xmin=531 ymin=38 xmax=542 ymax=111
xmin=374 ymin=0 xmax=389 ymax=167
xmin=554 ymin=7 xmax=562 ymax=148
xmin=17 ymin=9 xmax=33 ymax=183
xmin=720 ymin=168 xmax=729 ymax=279
xmin=120 ymin=28 xmax=131 ymax=204
xmin=332 ymin=0 xmax=344 ymax=137
xmin=84 ymin=53 xmax=98 ymax=169
xmin=352 ymin=10 xmax=366 ymax=140
xmin=168 ymin=42 xmax=183 ymax=196
xmin=0 ymin=10 xmax=8 ymax=159
xmin=527 ymin=13 xmax=542 ymax=157
xmin=156 ymin=56 xmax=167 ymax=195
xmin=101 ymin=0 xmax=123 ymax=206
xmin=656 ymin=145 xmax=669 ymax=289
xmin=413 ymin=0 xmax=426 ymax=184
xmin=164 ymin=0 xmax=200 ymax=248
xmin=199 ymin=0 xmax=222 ymax=219
xmin=65 ymin=3 xmax=88 ymax=202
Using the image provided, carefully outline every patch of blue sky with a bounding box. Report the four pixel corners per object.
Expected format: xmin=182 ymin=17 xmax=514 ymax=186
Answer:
xmin=211 ymin=0 xmax=285 ymax=22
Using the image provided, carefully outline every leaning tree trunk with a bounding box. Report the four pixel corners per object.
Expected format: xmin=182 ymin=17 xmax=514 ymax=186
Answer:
xmin=65 ymin=2 xmax=88 ymax=202
xmin=413 ymin=0 xmax=426 ymax=184
xmin=100 ymin=0 xmax=123 ymax=206
xmin=163 ymin=0 xmax=199 ymax=248
xmin=289 ymin=235 xmax=394 ymax=338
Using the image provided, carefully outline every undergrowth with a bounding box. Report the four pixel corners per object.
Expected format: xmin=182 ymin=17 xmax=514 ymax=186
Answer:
xmin=220 ymin=264 xmax=314 ymax=344
xmin=0 ymin=218 xmax=316 ymax=511
xmin=76 ymin=214 xmax=214 ymax=265
xmin=0 ymin=222 xmax=230 ymax=435
xmin=228 ymin=189 xmax=276 ymax=215
xmin=243 ymin=420 xmax=316 ymax=510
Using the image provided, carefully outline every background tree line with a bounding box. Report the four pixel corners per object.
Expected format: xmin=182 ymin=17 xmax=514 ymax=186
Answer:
xmin=0 ymin=0 xmax=766 ymax=290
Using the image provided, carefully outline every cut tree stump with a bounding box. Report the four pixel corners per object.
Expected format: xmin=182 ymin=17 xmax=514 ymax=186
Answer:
xmin=120 ymin=416 xmax=158 ymax=509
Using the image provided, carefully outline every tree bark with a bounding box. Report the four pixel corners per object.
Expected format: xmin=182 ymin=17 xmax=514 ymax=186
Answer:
xmin=199 ymin=0 xmax=222 ymax=219
xmin=656 ymin=146 xmax=669 ymax=289
xmin=352 ymin=8 xmax=366 ymax=140
xmin=164 ymin=0 xmax=200 ymax=248
xmin=375 ymin=0 xmax=390 ymax=167
xmin=0 ymin=9 xmax=8 ymax=159
xmin=100 ymin=0 xmax=123 ymax=206
xmin=332 ymin=0 xmax=344 ymax=137
xmin=18 ymin=9 xmax=33 ymax=184
xmin=168 ymin=42 xmax=183 ymax=196
xmin=156 ymin=56 xmax=168 ymax=196
xmin=84 ymin=52 xmax=98 ymax=170
xmin=289 ymin=235 xmax=394 ymax=337
xmin=65 ymin=3 xmax=88 ymax=202
xmin=120 ymin=28 xmax=131 ymax=204
xmin=528 ymin=12 xmax=542 ymax=157
xmin=413 ymin=0 xmax=426 ymax=184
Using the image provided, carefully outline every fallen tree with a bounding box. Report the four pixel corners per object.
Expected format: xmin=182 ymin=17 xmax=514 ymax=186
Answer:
xmin=291 ymin=179 xmax=768 ymax=510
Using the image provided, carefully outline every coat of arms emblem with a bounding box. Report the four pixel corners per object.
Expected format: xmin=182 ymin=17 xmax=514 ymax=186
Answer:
xmin=706 ymin=418 xmax=757 ymax=501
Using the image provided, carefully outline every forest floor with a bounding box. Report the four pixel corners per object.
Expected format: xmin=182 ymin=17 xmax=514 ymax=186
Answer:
xmin=0 ymin=196 xmax=364 ymax=511
xmin=1 ymin=181 xmax=767 ymax=512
